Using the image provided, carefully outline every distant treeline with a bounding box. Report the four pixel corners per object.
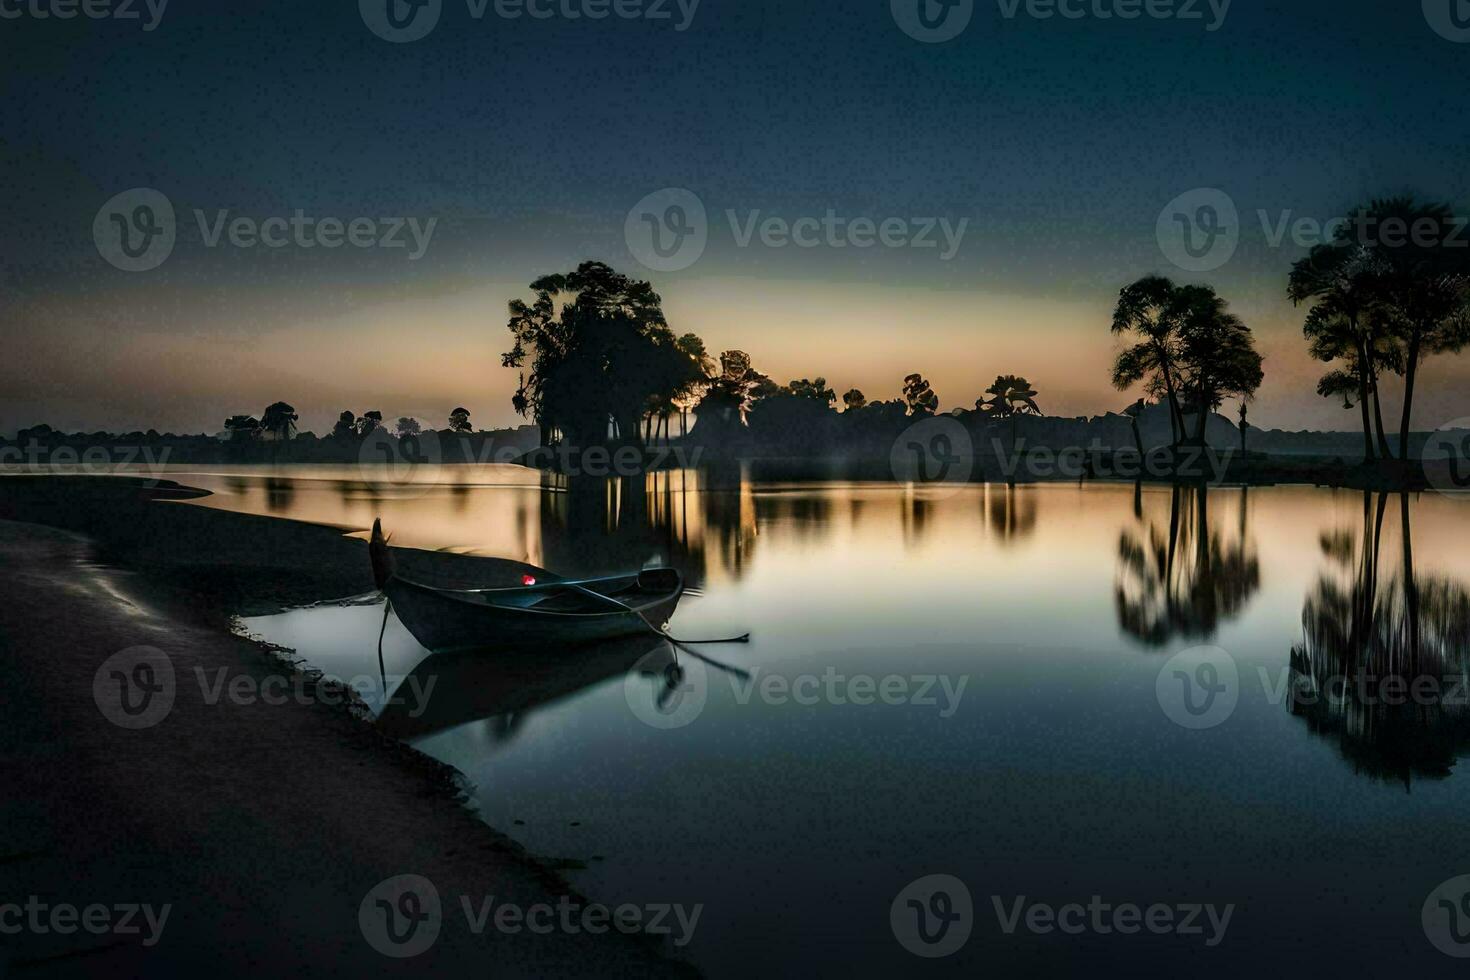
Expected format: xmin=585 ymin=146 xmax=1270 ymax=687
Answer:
xmin=0 ymin=421 xmax=542 ymax=465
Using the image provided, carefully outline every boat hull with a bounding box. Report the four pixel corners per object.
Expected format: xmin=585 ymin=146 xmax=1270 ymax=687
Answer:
xmin=383 ymin=574 xmax=683 ymax=654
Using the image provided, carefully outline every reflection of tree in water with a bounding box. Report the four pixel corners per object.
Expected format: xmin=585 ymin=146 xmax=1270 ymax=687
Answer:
xmin=262 ymin=475 xmax=295 ymax=514
xmin=1115 ymin=484 xmax=1260 ymax=647
xmin=537 ymin=468 xmax=758 ymax=587
xmin=1289 ymin=493 xmax=1470 ymax=788
xmin=984 ymin=483 xmax=1037 ymax=544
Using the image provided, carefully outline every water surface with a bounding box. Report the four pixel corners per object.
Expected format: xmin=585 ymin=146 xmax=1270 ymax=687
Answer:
xmin=167 ymin=466 xmax=1470 ymax=974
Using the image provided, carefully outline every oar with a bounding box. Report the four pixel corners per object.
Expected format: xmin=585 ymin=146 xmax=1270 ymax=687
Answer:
xmin=567 ymin=584 xmax=750 ymax=646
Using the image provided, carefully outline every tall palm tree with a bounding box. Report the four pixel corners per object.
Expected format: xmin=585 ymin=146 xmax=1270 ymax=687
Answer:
xmin=1289 ymin=240 xmax=1397 ymax=459
xmin=1357 ymin=199 xmax=1470 ymax=459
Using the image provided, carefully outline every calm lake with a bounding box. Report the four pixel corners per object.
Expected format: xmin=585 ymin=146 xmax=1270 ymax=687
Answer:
xmin=170 ymin=466 xmax=1470 ymax=973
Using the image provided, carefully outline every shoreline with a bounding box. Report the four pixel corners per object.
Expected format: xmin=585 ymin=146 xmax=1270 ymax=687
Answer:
xmin=0 ymin=478 xmax=694 ymax=976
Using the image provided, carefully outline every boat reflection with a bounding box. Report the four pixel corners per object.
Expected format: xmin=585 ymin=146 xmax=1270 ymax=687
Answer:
xmin=1288 ymin=492 xmax=1470 ymax=787
xmin=378 ymin=635 xmax=678 ymax=740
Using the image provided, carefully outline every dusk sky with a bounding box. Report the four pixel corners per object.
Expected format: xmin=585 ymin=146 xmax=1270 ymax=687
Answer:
xmin=3 ymin=0 xmax=1469 ymax=436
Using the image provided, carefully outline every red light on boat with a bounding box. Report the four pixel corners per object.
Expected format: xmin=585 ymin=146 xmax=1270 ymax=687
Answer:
xmin=522 ymin=575 xmax=537 ymax=586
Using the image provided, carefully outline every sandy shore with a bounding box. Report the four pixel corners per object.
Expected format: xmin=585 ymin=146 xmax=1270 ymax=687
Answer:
xmin=0 ymin=478 xmax=692 ymax=977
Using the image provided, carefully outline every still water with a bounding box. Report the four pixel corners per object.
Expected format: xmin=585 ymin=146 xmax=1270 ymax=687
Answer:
xmin=174 ymin=466 xmax=1470 ymax=974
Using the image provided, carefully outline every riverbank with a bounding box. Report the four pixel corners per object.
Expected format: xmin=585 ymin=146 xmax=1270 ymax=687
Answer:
xmin=0 ymin=478 xmax=693 ymax=976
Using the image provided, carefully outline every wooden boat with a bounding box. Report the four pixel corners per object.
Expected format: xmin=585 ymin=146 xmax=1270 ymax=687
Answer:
xmin=369 ymin=520 xmax=683 ymax=654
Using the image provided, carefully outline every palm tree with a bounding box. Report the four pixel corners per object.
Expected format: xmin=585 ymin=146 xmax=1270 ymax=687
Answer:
xmin=1289 ymin=240 xmax=1397 ymax=460
xmin=1112 ymin=275 xmax=1188 ymax=447
xmin=1357 ymin=199 xmax=1470 ymax=459
xmin=260 ymin=402 xmax=298 ymax=442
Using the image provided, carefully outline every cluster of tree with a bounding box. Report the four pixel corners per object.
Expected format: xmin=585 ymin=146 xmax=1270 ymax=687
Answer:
xmin=502 ymin=261 xmax=1267 ymax=458
xmin=1288 ymin=198 xmax=1470 ymax=463
xmin=222 ymin=406 xmax=479 ymax=444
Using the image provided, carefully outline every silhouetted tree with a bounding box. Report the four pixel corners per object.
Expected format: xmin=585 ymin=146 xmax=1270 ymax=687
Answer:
xmin=842 ymin=388 xmax=866 ymax=412
xmin=223 ymin=415 xmax=260 ymax=442
xmin=503 ymin=261 xmax=704 ymax=449
xmin=1173 ymin=285 xmax=1264 ymax=445
xmin=1289 ymin=240 xmax=1398 ymax=460
xmin=395 ymin=417 xmax=421 ymax=438
xmin=1358 ymin=199 xmax=1470 ymax=458
xmin=331 ymin=411 xmax=357 ymax=440
xmin=356 ymin=410 xmax=384 ymax=436
xmin=1111 ymin=275 xmax=1189 ymax=446
xmin=260 ymin=402 xmax=298 ymax=442
xmin=448 ymin=407 xmax=472 ymax=433
xmin=901 ymin=374 xmax=938 ymax=415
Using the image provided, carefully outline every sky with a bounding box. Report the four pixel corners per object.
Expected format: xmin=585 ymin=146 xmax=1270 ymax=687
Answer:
xmin=2 ymin=0 xmax=1469 ymax=436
